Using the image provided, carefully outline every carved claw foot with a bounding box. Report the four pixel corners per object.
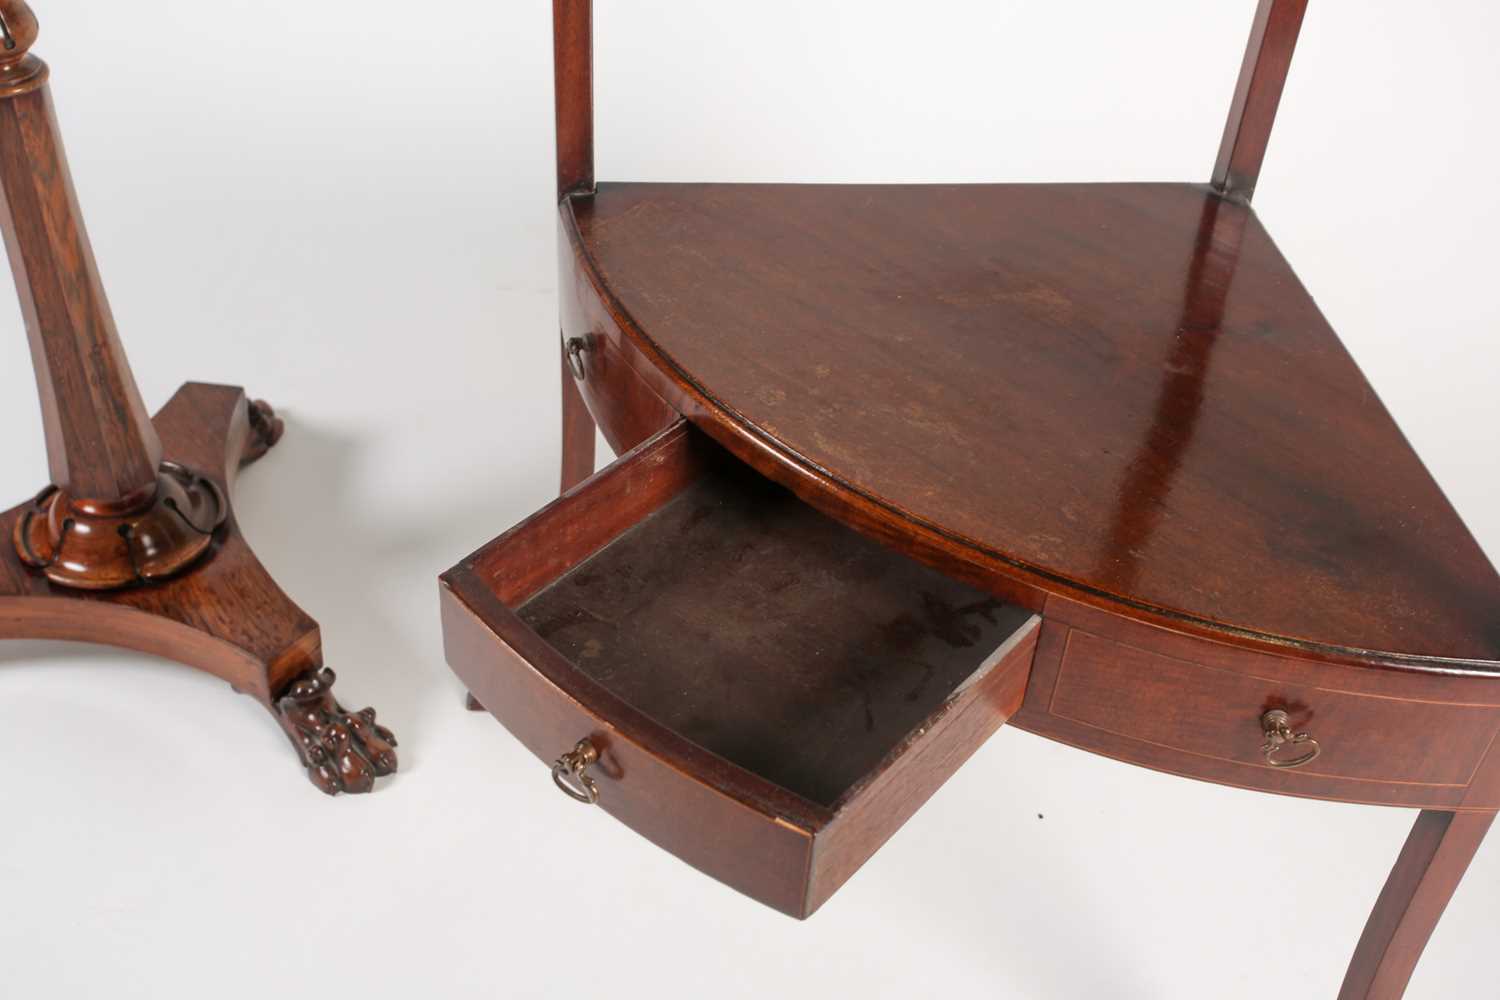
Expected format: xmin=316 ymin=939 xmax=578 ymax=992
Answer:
xmin=241 ymin=399 xmax=285 ymax=466
xmin=275 ymin=668 xmax=398 ymax=795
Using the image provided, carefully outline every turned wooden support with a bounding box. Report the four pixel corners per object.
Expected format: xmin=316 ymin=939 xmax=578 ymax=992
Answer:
xmin=0 ymin=2 xmax=398 ymax=795
xmin=0 ymin=1 xmax=223 ymax=589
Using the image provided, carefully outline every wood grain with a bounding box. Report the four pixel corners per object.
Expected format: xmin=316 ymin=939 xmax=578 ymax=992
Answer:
xmin=0 ymin=75 xmax=160 ymax=501
xmin=558 ymin=345 xmax=596 ymax=493
xmin=443 ymin=426 xmax=1040 ymax=915
xmin=1045 ymin=627 xmax=1499 ymax=791
xmin=1339 ymin=811 xmax=1496 ymax=1000
xmin=552 ymin=0 xmax=593 ymax=199
xmin=528 ymin=2 xmax=1500 ymax=986
xmin=517 ymin=453 xmax=1035 ymax=807
xmin=0 ymin=4 xmax=396 ymax=793
xmin=566 ymin=182 xmax=1500 ymax=673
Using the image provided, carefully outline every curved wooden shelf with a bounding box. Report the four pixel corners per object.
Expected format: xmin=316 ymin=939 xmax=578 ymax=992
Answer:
xmin=563 ymin=181 xmax=1500 ymax=675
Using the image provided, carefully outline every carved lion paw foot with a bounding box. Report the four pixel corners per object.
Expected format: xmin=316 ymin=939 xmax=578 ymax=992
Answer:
xmin=241 ymin=399 xmax=285 ymax=466
xmin=275 ymin=668 xmax=398 ymax=795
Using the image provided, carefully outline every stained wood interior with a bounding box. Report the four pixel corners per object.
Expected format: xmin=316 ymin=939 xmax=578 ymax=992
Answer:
xmin=517 ymin=456 xmax=1032 ymax=807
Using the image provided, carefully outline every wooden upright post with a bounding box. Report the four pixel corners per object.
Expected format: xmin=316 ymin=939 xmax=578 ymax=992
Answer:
xmin=1213 ymin=0 xmax=1310 ymax=202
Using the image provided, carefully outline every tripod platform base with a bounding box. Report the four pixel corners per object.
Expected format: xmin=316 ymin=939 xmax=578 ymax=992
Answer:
xmin=0 ymin=382 xmax=398 ymax=795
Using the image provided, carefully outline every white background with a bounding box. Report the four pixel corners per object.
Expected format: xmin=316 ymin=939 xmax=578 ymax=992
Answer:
xmin=1 ymin=2 xmax=1496 ymax=997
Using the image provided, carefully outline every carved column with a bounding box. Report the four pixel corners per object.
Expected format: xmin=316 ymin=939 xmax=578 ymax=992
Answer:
xmin=0 ymin=0 xmax=225 ymax=588
xmin=0 ymin=1 xmax=396 ymax=795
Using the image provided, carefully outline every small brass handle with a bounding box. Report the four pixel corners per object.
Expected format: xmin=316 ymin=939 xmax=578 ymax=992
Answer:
xmin=564 ymin=337 xmax=588 ymax=381
xmin=1260 ymin=709 xmax=1320 ymax=769
xmin=552 ymin=738 xmax=600 ymax=804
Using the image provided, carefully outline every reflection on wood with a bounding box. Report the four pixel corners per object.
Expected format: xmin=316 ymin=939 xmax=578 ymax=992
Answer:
xmin=1099 ymin=195 xmax=1248 ymax=594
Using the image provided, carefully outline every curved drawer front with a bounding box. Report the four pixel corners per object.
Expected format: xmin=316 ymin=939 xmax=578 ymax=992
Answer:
xmin=442 ymin=421 xmax=1040 ymax=917
xmin=442 ymin=586 xmax=818 ymax=916
xmin=558 ymin=216 xmax=679 ymax=458
xmin=1015 ymin=606 xmax=1500 ymax=809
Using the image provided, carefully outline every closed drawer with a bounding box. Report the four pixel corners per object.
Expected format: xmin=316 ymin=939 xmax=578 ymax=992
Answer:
xmin=1045 ymin=628 xmax=1500 ymax=794
xmin=441 ymin=420 xmax=1039 ymax=917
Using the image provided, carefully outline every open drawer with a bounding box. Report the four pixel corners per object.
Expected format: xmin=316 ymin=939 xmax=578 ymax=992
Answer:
xmin=441 ymin=420 xmax=1040 ymax=917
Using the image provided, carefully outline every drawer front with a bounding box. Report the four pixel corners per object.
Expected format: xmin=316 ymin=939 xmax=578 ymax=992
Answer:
xmin=1039 ymin=626 xmax=1500 ymax=799
xmin=441 ymin=423 xmax=1042 ymax=916
xmin=443 ymin=580 xmax=817 ymax=917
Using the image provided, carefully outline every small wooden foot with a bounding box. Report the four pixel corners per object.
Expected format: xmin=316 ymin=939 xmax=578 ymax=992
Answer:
xmin=465 ymin=692 xmax=485 ymax=712
xmin=560 ymin=340 xmax=596 ymax=494
xmin=1338 ymin=809 xmax=1495 ymax=999
xmin=0 ymin=383 xmax=399 ymax=796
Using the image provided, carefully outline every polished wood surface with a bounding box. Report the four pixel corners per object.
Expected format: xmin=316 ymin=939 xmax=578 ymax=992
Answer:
xmin=1 ymin=387 xmax=312 ymax=696
xmin=517 ymin=444 xmax=1035 ymax=807
xmin=0 ymin=7 xmax=226 ymax=589
xmin=552 ymin=0 xmax=593 ymax=200
xmin=1013 ymin=600 xmax=1500 ymax=812
xmin=439 ymin=0 xmax=1500 ymax=991
xmin=1048 ymin=629 xmax=1497 ymax=790
xmin=558 ymin=348 xmax=595 ymax=493
xmin=0 ymin=2 xmax=395 ymax=793
xmin=0 ymin=74 xmax=159 ymax=502
xmin=444 ymin=422 xmax=1040 ymax=915
xmin=567 ymin=182 xmax=1500 ymax=672
xmin=0 ymin=386 xmax=397 ymax=793
xmin=1340 ymin=811 xmax=1496 ymax=1000
xmin=1213 ymin=0 xmax=1309 ymax=201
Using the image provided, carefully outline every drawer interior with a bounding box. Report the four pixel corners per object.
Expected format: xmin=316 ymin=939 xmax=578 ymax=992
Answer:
xmin=446 ymin=422 xmax=1041 ymax=914
xmin=516 ymin=456 xmax=1030 ymax=807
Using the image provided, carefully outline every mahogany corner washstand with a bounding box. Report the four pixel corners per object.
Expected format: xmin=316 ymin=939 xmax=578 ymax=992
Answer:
xmin=0 ymin=2 xmax=396 ymax=795
xmin=441 ymin=1 xmax=1500 ymax=994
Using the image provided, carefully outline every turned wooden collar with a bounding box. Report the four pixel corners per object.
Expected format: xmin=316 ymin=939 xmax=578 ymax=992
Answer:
xmin=0 ymin=1 xmax=47 ymax=98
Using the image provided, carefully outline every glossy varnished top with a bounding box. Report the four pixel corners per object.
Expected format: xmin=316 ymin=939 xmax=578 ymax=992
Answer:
xmin=567 ymin=181 xmax=1500 ymax=670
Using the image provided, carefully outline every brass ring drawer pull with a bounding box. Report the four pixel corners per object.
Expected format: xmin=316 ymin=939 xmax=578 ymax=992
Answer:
xmin=1260 ymin=709 xmax=1320 ymax=769
xmin=564 ymin=337 xmax=588 ymax=381
xmin=552 ymin=738 xmax=600 ymax=804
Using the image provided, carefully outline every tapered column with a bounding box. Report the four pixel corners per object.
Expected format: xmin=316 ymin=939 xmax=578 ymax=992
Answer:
xmin=0 ymin=1 xmax=224 ymax=589
xmin=0 ymin=2 xmax=398 ymax=795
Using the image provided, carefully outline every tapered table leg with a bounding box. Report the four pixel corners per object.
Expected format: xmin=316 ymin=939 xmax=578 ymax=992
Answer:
xmin=1339 ymin=809 xmax=1494 ymax=999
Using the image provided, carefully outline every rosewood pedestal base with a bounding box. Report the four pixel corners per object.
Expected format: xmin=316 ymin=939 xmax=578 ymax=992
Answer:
xmin=0 ymin=382 xmax=398 ymax=795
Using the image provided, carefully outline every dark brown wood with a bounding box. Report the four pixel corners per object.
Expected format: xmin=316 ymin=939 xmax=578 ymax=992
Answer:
xmin=276 ymin=667 xmax=398 ymax=797
xmin=518 ymin=448 xmax=1034 ymax=807
xmin=1011 ymin=596 xmax=1500 ymax=810
xmin=0 ymin=4 xmax=395 ymax=794
xmin=1339 ymin=810 xmax=1495 ymax=999
xmin=559 ymin=344 xmax=596 ymax=493
xmin=0 ymin=3 xmax=157 ymax=503
xmin=493 ymin=4 xmax=1500 ymax=991
xmin=565 ymin=182 xmax=1500 ymax=673
xmin=1009 ymin=606 xmax=1500 ymax=811
xmin=1212 ymin=0 xmax=1310 ymax=201
xmin=553 ymin=0 xmax=593 ymax=200
xmin=443 ymin=423 xmax=1040 ymax=915
xmin=0 ymin=8 xmax=228 ymax=590
xmin=0 ymin=385 xmax=398 ymax=794
xmin=553 ymin=0 xmax=601 ymax=490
